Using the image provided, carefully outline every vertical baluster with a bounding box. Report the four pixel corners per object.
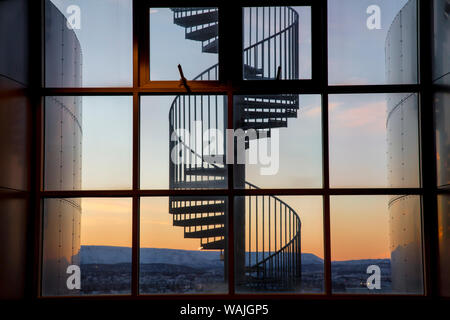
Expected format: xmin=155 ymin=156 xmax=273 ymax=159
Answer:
xmin=256 ymin=194 xmax=258 ymax=278
xmin=269 ymin=7 xmax=278 ymax=78
xmin=268 ymin=196 xmax=271 ymax=277
xmin=284 ymin=7 xmax=287 ymax=81
xmin=262 ymin=7 xmax=265 ymax=78
xmin=279 ymin=6 xmax=282 ymax=79
xmin=262 ymin=195 xmax=265 ymax=275
xmin=268 ymin=7 xmax=271 ymax=78
xmin=249 ymin=195 xmax=251 ymax=269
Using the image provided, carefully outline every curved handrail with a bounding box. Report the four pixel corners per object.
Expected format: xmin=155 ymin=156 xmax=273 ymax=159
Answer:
xmin=244 ymin=182 xmax=302 ymax=284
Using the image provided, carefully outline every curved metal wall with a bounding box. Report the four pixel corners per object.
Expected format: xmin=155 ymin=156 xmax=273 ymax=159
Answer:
xmin=433 ymin=0 xmax=450 ymax=85
xmin=41 ymin=1 xmax=82 ymax=296
xmin=385 ymin=0 xmax=423 ymax=294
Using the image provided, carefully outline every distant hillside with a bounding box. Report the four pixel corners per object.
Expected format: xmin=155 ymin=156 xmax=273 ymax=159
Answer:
xmin=80 ymin=246 xmax=324 ymax=268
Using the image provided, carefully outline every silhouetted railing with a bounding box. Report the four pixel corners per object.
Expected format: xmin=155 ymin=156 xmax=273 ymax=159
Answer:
xmin=168 ymin=7 xmax=301 ymax=288
xmin=245 ymin=182 xmax=301 ymax=289
xmin=243 ymin=7 xmax=299 ymax=80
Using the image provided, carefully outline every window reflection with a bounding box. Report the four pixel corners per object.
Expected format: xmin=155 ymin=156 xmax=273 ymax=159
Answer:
xmin=45 ymin=0 xmax=132 ymax=87
xmin=331 ymin=195 xmax=423 ymax=294
xmin=329 ymin=93 xmax=420 ymax=188
xmin=435 ymin=93 xmax=450 ymax=188
xmin=328 ymin=0 xmax=417 ymax=85
xmin=235 ymin=196 xmax=324 ymax=293
xmin=140 ymin=197 xmax=227 ymax=294
xmin=44 ymin=96 xmax=133 ymax=191
xmin=149 ymin=8 xmax=219 ymax=80
xmin=41 ymin=198 xmax=132 ymax=296
xmin=438 ymin=195 xmax=450 ymax=297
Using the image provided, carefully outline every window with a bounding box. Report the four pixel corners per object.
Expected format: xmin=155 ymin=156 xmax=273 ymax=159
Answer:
xmin=38 ymin=0 xmax=444 ymax=299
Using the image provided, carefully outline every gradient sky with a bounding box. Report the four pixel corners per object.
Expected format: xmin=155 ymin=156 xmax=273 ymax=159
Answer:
xmin=48 ymin=0 xmax=417 ymax=261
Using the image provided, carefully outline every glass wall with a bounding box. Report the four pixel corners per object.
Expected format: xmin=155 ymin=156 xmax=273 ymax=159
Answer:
xmin=41 ymin=198 xmax=132 ymax=296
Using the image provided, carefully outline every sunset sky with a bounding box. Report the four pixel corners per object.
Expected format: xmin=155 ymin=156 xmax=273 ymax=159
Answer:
xmin=48 ymin=0 xmax=417 ymax=261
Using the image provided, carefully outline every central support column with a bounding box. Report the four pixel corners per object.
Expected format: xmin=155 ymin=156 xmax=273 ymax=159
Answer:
xmin=233 ymin=96 xmax=246 ymax=287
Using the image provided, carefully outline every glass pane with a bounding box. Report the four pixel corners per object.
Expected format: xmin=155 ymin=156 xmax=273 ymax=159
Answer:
xmin=435 ymin=92 xmax=450 ymax=188
xmin=331 ymin=195 xmax=423 ymax=294
xmin=232 ymin=94 xmax=322 ymax=188
xmin=150 ymin=8 xmax=219 ymax=80
xmin=329 ymin=93 xmax=420 ymax=188
xmin=140 ymin=196 xmax=227 ymax=294
xmin=433 ymin=0 xmax=450 ymax=85
xmin=41 ymin=198 xmax=132 ymax=296
xmin=243 ymin=7 xmax=311 ymax=80
xmin=140 ymin=95 xmax=227 ymax=189
xmin=45 ymin=0 xmax=132 ymax=87
xmin=235 ymin=196 xmax=324 ymax=293
xmin=328 ymin=0 xmax=417 ymax=85
xmin=438 ymin=194 xmax=450 ymax=297
xmin=44 ymin=96 xmax=132 ymax=190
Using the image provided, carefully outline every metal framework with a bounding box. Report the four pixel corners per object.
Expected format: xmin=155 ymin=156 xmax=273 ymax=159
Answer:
xmin=29 ymin=0 xmax=450 ymax=301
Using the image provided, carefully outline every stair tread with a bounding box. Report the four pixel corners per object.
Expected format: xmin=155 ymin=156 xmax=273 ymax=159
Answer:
xmin=185 ymin=167 xmax=226 ymax=177
xmin=242 ymin=120 xmax=288 ymax=130
xmin=174 ymin=10 xmax=218 ymax=28
xmin=243 ymin=64 xmax=263 ymax=76
xmin=185 ymin=227 xmax=225 ymax=238
xmin=173 ymin=214 xmax=225 ymax=227
xmin=174 ymin=179 xmax=226 ymax=189
xmin=185 ymin=24 xmax=218 ymax=41
xmin=243 ymin=110 xmax=297 ymax=119
xmin=202 ymin=239 xmax=225 ymax=250
xmin=169 ymin=202 xmax=226 ymax=214
xmin=239 ymin=100 xmax=299 ymax=110
xmin=243 ymin=94 xmax=299 ymax=101
xmin=202 ymin=38 xmax=219 ymax=53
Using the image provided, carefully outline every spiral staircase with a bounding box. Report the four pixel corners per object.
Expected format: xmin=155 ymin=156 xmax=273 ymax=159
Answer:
xmin=168 ymin=7 xmax=302 ymax=290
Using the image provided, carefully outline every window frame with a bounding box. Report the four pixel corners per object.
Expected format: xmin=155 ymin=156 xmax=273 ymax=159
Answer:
xmin=34 ymin=0 xmax=444 ymax=300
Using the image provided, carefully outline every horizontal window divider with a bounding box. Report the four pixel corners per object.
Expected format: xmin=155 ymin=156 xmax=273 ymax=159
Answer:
xmin=36 ymin=292 xmax=427 ymax=300
xmin=433 ymin=84 xmax=450 ymax=93
xmin=41 ymin=87 xmax=230 ymax=95
xmin=39 ymin=188 xmax=424 ymax=198
xmin=41 ymin=84 xmax=423 ymax=96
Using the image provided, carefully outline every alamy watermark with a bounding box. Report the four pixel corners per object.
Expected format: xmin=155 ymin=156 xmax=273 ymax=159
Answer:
xmin=170 ymin=121 xmax=280 ymax=175
xmin=366 ymin=265 xmax=381 ymax=290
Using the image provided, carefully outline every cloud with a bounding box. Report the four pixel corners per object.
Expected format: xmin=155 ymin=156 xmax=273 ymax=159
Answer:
xmin=331 ymin=101 xmax=387 ymax=132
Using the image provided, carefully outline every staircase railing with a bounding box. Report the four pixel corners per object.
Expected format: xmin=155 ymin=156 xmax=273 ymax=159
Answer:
xmin=167 ymin=6 xmax=302 ymax=289
xmin=245 ymin=182 xmax=301 ymax=289
xmin=243 ymin=7 xmax=299 ymax=80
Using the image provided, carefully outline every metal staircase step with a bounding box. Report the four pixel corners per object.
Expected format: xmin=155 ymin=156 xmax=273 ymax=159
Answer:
xmin=202 ymin=38 xmax=219 ymax=53
xmin=170 ymin=202 xmax=226 ymax=214
xmin=202 ymin=239 xmax=225 ymax=250
xmin=185 ymin=167 xmax=226 ymax=177
xmin=174 ymin=179 xmax=226 ymax=189
xmin=239 ymin=100 xmax=299 ymax=110
xmin=174 ymin=10 xmax=218 ymax=28
xmin=172 ymin=7 xmax=216 ymax=13
xmin=244 ymin=64 xmax=263 ymax=77
xmin=203 ymin=154 xmax=225 ymax=165
xmin=173 ymin=214 xmax=225 ymax=227
xmin=169 ymin=196 xmax=225 ymax=202
xmin=185 ymin=227 xmax=225 ymax=239
xmin=185 ymin=24 xmax=218 ymax=41
xmin=243 ymin=110 xmax=297 ymax=119
xmin=242 ymin=120 xmax=288 ymax=130
xmin=244 ymin=95 xmax=299 ymax=102
xmin=244 ymin=74 xmax=276 ymax=80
